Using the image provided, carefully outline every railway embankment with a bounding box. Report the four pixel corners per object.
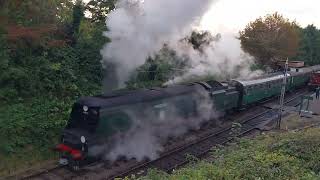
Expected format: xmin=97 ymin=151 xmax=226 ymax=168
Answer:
xmin=140 ymin=113 xmax=320 ymax=179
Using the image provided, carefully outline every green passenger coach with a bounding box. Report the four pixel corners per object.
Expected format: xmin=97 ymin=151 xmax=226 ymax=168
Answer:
xmin=231 ymin=73 xmax=290 ymax=106
xmin=288 ymin=67 xmax=313 ymax=89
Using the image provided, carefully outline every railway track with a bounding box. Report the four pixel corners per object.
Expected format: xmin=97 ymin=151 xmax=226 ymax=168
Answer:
xmin=108 ymin=90 xmax=306 ymax=179
xmin=14 ymin=89 xmax=309 ymax=180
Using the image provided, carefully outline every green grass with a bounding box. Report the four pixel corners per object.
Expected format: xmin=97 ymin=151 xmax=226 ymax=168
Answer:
xmin=139 ymin=128 xmax=320 ymax=180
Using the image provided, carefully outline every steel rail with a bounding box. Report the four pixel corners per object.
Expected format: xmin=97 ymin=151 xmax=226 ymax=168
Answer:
xmin=108 ymin=90 xmax=309 ymax=179
xmin=16 ymin=89 xmax=310 ymax=180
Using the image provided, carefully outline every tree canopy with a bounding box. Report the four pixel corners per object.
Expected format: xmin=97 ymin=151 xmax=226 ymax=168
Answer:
xmin=239 ymin=13 xmax=300 ymax=68
xmin=86 ymin=0 xmax=116 ymax=23
xmin=0 ymin=0 xmax=108 ymax=102
xmin=126 ymin=31 xmax=219 ymax=89
xmin=295 ymin=25 xmax=320 ymax=65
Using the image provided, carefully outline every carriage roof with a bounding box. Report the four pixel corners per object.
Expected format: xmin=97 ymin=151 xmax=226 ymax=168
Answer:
xmin=231 ymin=73 xmax=290 ymax=87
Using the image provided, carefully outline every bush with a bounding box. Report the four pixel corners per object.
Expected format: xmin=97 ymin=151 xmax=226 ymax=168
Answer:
xmin=141 ymin=129 xmax=320 ymax=180
xmin=0 ymin=98 xmax=72 ymax=154
xmin=0 ymin=97 xmax=75 ymax=176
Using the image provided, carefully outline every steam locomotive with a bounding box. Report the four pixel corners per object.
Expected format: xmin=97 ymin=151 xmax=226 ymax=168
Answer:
xmin=54 ymin=65 xmax=320 ymax=170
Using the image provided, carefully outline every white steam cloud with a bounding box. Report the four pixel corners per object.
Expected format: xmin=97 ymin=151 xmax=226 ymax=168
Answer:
xmin=89 ymin=87 xmax=219 ymax=161
xmin=166 ymin=33 xmax=263 ymax=84
xmin=101 ymin=0 xmax=216 ymax=89
xmin=97 ymin=0 xmax=263 ymax=162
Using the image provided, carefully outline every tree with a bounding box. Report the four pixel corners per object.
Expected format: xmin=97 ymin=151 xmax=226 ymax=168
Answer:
xmin=126 ymin=31 xmax=220 ymax=89
xmin=295 ymin=25 xmax=320 ymax=65
xmin=239 ymin=13 xmax=300 ymax=68
xmin=2 ymin=0 xmax=72 ymax=26
xmin=70 ymin=0 xmax=85 ymax=44
xmin=0 ymin=32 xmax=9 ymax=101
xmin=86 ymin=0 xmax=116 ymax=23
xmin=0 ymin=7 xmax=9 ymax=75
xmin=1 ymin=0 xmax=73 ymax=48
xmin=0 ymin=0 xmax=105 ymax=101
xmin=187 ymin=31 xmax=220 ymax=53
xmin=126 ymin=45 xmax=188 ymax=89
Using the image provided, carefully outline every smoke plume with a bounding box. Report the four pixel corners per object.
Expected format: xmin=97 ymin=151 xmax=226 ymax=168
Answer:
xmin=96 ymin=0 xmax=266 ymax=162
xmin=101 ymin=0 xmax=215 ymax=90
xmin=165 ymin=33 xmax=263 ymax=84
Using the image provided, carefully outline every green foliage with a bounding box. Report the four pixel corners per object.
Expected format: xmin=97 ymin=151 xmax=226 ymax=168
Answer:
xmin=229 ymin=122 xmax=242 ymax=141
xmin=86 ymin=0 xmax=117 ymax=23
xmin=0 ymin=97 xmax=73 ymax=176
xmin=0 ymin=45 xmax=99 ymax=101
xmin=239 ymin=12 xmax=300 ymax=68
xmin=0 ymin=4 xmax=107 ymax=101
xmin=126 ymin=46 xmax=189 ymax=89
xmin=187 ymin=31 xmax=220 ymax=52
xmin=0 ymin=98 xmax=71 ymax=154
xmin=0 ymin=0 xmax=111 ymax=175
xmin=0 ymin=32 xmax=9 ymax=76
xmin=295 ymin=25 xmax=320 ymax=65
xmin=141 ymin=129 xmax=320 ymax=180
xmin=126 ymin=31 xmax=220 ymax=89
xmin=72 ymin=0 xmax=85 ymax=39
xmin=269 ymin=130 xmax=320 ymax=174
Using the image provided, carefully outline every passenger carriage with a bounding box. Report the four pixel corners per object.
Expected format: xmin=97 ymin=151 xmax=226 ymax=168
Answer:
xmin=231 ymin=73 xmax=290 ymax=106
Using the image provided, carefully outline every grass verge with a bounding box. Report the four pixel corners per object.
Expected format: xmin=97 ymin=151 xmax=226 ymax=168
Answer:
xmin=140 ymin=128 xmax=320 ymax=180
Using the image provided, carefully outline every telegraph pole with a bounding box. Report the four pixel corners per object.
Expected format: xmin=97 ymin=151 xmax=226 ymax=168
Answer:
xmin=277 ymin=58 xmax=289 ymax=129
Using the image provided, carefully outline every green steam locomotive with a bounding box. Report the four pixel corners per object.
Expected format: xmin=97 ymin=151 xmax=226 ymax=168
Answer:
xmin=54 ymin=65 xmax=320 ymax=170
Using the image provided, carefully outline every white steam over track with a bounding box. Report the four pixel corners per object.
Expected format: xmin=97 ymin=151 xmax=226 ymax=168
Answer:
xmin=98 ymin=0 xmax=263 ymax=162
xmin=88 ymin=88 xmax=219 ymax=162
xmin=101 ymin=0 xmax=262 ymax=89
xmin=101 ymin=0 xmax=216 ymax=89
